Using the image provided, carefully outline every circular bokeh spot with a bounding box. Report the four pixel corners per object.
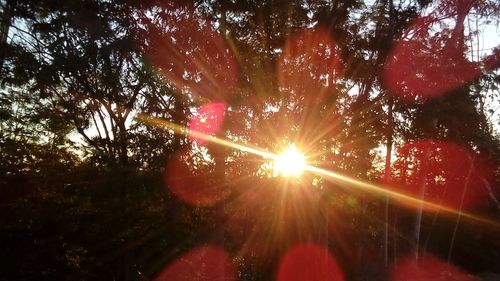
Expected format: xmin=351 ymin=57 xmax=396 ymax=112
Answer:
xmin=279 ymin=28 xmax=342 ymax=101
xmin=389 ymin=140 xmax=492 ymax=211
xmin=165 ymin=149 xmax=231 ymax=207
xmin=155 ymin=245 xmax=235 ymax=281
xmin=384 ymin=16 xmax=481 ymax=101
xmin=391 ymin=253 xmax=477 ymax=281
xmin=146 ymin=4 xmax=238 ymax=101
xmin=188 ymin=102 xmax=226 ymax=145
xmin=277 ymin=243 xmax=344 ymax=281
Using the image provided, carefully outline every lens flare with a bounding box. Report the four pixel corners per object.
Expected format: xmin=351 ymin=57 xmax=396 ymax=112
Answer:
xmin=188 ymin=102 xmax=226 ymax=145
xmin=274 ymin=145 xmax=306 ymax=177
xmin=154 ymin=245 xmax=235 ymax=281
xmin=383 ymin=16 xmax=481 ymax=101
xmin=138 ymin=115 xmax=500 ymax=228
xmin=166 ymin=149 xmax=231 ymax=207
xmin=277 ymin=243 xmax=344 ymax=281
xmin=387 ymin=140 xmax=492 ymax=211
xmin=391 ymin=254 xmax=476 ymax=281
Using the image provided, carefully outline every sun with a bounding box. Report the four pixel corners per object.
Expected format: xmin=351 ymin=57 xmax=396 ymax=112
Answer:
xmin=274 ymin=144 xmax=306 ymax=177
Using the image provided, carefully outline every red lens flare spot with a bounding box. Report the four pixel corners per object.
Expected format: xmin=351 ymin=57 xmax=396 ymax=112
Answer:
xmin=146 ymin=5 xmax=238 ymax=101
xmin=391 ymin=254 xmax=478 ymax=281
xmin=389 ymin=140 xmax=492 ymax=211
xmin=188 ymin=102 xmax=226 ymax=145
xmin=166 ymin=149 xmax=231 ymax=207
xmin=155 ymin=245 xmax=235 ymax=281
xmin=383 ymin=17 xmax=481 ymax=101
xmin=277 ymin=243 xmax=345 ymax=281
xmin=279 ymin=28 xmax=342 ymax=101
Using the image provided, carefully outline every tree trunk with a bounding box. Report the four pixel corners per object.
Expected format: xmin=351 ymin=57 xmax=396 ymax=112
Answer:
xmin=205 ymin=103 xmax=228 ymax=281
xmin=116 ymin=119 xmax=129 ymax=166
xmin=447 ymin=155 xmax=474 ymax=263
xmin=0 ymin=0 xmax=16 ymax=78
xmin=383 ymin=0 xmax=396 ymax=266
xmin=414 ymin=148 xmax=430 ymax=260
xmin=383 ymin=95 xmax=394 ymax=266
xmin=115 ymin=120 xmax=130 ymax=280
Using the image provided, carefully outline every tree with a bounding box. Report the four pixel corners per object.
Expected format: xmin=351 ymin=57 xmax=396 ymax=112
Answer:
xmin=2 ymin=0 xmax=500 ymax=279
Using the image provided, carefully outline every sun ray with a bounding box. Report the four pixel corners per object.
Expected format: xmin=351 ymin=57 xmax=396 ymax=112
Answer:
xmin=303 ymin=165 xmax=499 ymax=227
xmin=138 ymin=114 xmax=500 ymax=228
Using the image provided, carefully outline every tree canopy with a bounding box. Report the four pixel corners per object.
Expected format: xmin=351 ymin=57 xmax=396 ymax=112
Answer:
xmin=1 ymin=0 xmax=499 ymax=280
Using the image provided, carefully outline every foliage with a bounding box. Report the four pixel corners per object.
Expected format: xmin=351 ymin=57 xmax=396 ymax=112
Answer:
xmin=0 ymin=0 xmax=499 ymax=280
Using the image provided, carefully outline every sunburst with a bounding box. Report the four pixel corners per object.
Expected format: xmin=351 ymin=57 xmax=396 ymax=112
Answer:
xmin=273 ymin=144 xmax=306 ymax=177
